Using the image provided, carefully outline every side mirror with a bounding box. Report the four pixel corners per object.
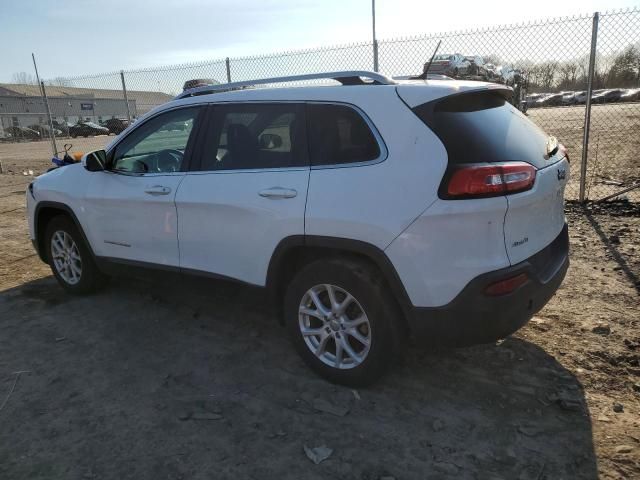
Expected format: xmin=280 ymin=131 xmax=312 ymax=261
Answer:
xmin=259 ymin=133 xmax=283 ymax=150
xmin=82 ymin=150 xmax=107 ymax=172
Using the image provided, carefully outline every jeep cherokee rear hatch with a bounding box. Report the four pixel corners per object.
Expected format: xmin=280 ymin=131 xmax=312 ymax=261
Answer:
xmin=401 ymin=85 xmax=568 ymax=265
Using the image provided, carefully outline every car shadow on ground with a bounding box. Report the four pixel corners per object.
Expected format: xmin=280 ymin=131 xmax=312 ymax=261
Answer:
xmin=583 ymin=206 xmax=640 ymax=293
xmin=0 ymin=275 xmax=598 ymax=480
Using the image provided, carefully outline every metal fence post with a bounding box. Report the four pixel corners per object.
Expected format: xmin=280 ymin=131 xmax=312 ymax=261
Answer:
xmin=371 ymin=0 xmax=379 ymax=72
xmin=579 ymin=12 xmax=599 ymax=203
xmin=373 ymin=41 xmax=379 ymax=72
xmin=40 ymin=81 xmax=58 ymax=157
xmin=226 ymin=57 xmax=232 ymax=83
xmin=120 ymin=70 xmax=132 ymax=123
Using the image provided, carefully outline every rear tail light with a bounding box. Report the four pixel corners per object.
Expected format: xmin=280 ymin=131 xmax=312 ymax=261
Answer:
xmin=445 ymin=162 xmax=536 ymax=198
xmin=484 ymin=273 xmax=529 ymax=296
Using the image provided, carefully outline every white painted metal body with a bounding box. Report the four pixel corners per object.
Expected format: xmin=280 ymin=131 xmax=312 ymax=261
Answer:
xmin=28 ymin=77 xmax=566 ymax=309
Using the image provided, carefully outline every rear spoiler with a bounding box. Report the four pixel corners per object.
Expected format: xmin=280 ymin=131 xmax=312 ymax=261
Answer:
xmin=396 ymin=82 xmax=513 ymax=108
xmin=484 ymin=83 xmax=514 ymax=100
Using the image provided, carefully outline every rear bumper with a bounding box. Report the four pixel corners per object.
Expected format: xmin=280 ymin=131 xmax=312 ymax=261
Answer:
xmin=408 ymin=223 xmax=569 ymax=346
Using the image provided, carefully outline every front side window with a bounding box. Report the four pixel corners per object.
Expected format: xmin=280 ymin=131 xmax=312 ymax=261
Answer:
xmin=307 ymin=104 xmax=380 ymax=166
xmin=111 ymin=107 xmax=201 ymax=174
xmin=200 ymin=103 xmax=306 ymax=171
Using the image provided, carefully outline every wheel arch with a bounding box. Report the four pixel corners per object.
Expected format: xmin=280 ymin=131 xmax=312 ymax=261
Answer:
xmin=34 ymin=201 xmax=96 ymax=263
xmin=266 ymin=235 xmax=413 ymax=326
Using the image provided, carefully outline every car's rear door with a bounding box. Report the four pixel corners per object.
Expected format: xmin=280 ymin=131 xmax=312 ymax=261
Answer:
xmin=83 ymin=105 xmax=205 ymax=267
xmin=175 ymin=102 xmax=309 ymax=286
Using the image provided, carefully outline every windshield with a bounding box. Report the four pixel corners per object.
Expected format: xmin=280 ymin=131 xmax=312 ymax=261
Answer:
xmin=434 ymin=54 xmax=453 ymax=61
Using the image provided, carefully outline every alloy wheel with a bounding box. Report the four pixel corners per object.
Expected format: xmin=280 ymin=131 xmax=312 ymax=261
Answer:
xmin=298 ymin=284 xmax=372 ymax=369
xmin=50 ymin=230 xmax=82 ymax=285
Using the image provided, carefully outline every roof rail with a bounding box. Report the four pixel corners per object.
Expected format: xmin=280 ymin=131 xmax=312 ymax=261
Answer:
xmin=393 ymin=74 xmax=453 ymax=81
xmin=175 ymin=70 xmax=396 ymax=99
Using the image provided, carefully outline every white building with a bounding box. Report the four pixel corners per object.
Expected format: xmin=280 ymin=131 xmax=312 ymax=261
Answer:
xmin=0 ymin=84 xmax=173 ymax=135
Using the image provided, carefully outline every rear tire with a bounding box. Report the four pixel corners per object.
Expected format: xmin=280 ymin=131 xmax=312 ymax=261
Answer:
xmin=45 ymin=215 xmax=106 ymax=294
xmin=284 ymin=257 xmax=400 ymax=386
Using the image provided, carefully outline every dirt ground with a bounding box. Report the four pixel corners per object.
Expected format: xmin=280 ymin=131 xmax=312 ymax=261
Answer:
xmin=0 ymin=150 xmax=639 ymax=479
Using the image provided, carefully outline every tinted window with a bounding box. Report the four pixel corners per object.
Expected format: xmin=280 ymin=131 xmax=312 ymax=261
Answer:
xmin=112 ymin=107 xmax=201 ymax=173
xmin=200 ymin=103 xmax=306 ymax=171
xmin=412 ymin=91 xmax=549 ymax=168
xmin=307 ymin=104 xmax=381 ymax=166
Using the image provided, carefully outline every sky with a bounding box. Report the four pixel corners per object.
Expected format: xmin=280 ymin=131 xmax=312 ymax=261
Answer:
xmin=1 ymin=0 xmax=639 ymax=83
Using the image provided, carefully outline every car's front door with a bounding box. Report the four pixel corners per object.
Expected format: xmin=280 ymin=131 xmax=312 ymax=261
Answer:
xmin=83 ymin=106 xmax=204 ymax=267
xmin=176 ymin=103 xmax=309 ymax=286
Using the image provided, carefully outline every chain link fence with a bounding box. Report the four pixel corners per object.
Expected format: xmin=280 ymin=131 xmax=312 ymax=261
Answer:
xmin=583 ymin=9 xmax=640 ymax=201
xmin=1 ymin=8 xmax=638 ymax=201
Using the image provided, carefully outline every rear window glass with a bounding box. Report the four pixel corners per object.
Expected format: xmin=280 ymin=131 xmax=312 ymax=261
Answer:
xmin=308 ymin=104 xmax=380 ymax=166
xmin=412 ymin=91 xmax=549 ymax=167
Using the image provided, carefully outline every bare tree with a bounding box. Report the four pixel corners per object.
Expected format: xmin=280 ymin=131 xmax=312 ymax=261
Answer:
xmin=557 ymin=61 xmax=580 ymax=90
xmin=49 ymin=77 xmax=73 ymax=87
xmin=483 ymin=54 xmax=502 ymax=65
xmin=537 ymin=61 xmax=559 ymax=90
xmin=526 ymin=62 xmax=556 ymax=92
xmin=11 ymin=72 xmax=37 ymax=85
xmin=593 ymin=52 xmax=616 ymax=88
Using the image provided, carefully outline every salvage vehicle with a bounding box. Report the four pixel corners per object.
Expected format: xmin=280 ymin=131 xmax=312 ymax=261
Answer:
xmin=560 ymin=92 xmax=577 ymax=106
xmin=620 ymin=88 xmax=640 ymax=102
xmin=424 ymin=54 xmax=471 ymax=77
xmin=27 ymin=71 xmax=570 ymax=386
xmin=524 ymin=93 xmax=545 ymax=106
xmin=484 ymin=63 xmax=500 ymax=81
xmin=464 ymin=55 xmax=488 ymax=78
xmin=592 ymin=89 xmax=623 ymax=104
xmin=52 ymin=120 xmax=74 ymax=136
xmin=103 ymin=118 xmax=130 ymax=135
xmin=535 ymin=93 xmax=563 ymax=107
xmin=69 ymin=121 xmax=110 ymax=138
xmin=573 ymin=91 xmax=588 ymax=104
xmin=29 ymin=124 xmax=63 ymax=137
xmin=5 ymin=126 xmax=41 ymax=140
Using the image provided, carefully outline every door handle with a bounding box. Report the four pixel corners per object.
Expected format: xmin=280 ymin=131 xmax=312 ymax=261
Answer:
xmin=258 ymin=187 xmax=297 ymax=199
xmin=144 ymin=185 xmax=172 ymax=195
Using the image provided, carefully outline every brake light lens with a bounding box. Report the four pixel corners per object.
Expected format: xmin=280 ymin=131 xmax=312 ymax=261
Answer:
xmin=484 ymin=273 xmax=529 ymax=296
xmin=446 ymin=162 xmax=536 ymax=198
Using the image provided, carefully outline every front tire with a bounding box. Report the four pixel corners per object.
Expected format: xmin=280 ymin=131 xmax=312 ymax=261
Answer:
xmin=284 ymin=258 xmax=400 ymax=386
xmin=45 ymin=215 xmax=106 ymax=294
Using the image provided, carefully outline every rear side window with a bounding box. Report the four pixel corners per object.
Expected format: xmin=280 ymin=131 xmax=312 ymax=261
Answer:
xmin=307 ymin=104 xmax=380 ymax=166
xmin=412 ymin=91 xmax=549 ymax=168
xmin=200 ymin=103 xmax=306 ymax=171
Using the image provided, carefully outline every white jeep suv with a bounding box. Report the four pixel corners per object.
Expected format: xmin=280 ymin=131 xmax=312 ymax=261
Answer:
xmin=27 ymin=71 xmax=569 ymax=386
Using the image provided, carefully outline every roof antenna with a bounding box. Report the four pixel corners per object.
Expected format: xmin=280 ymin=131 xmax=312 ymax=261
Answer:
xmin=412 ymin=40 xmax=442 ymax=80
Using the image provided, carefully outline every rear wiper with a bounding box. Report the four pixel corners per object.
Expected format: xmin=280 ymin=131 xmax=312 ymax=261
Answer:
xmin=546 ymin=136 xmax=559 ymax=157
